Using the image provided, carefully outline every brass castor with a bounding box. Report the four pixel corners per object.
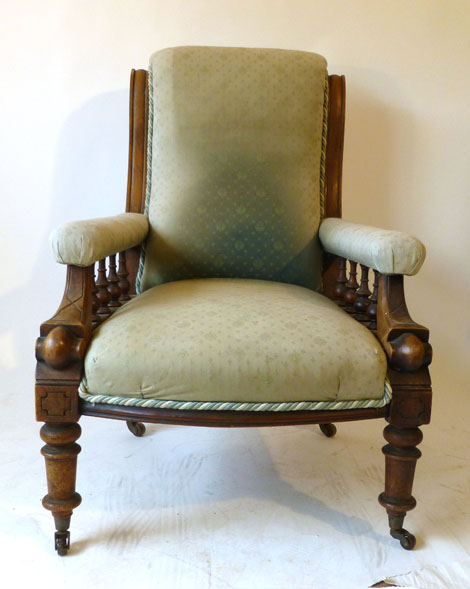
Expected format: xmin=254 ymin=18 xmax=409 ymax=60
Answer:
xmin=126 ymin=421 xmax=146 ymax=437
xmin=319 ymin=423 xmax=337 ymax=437
xmin=388 ymin=514 xmax=416 ymax=550
xmin=55 ymin=530 xmax=70 ymax=556
xmin=391 ymin=527 xmax=416 ymax=550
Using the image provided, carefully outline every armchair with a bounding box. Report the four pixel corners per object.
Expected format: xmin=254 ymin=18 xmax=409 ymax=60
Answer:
xmin=35 ymin=47 xmax=432 ymax=556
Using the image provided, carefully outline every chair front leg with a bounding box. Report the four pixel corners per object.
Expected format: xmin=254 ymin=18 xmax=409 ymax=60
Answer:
xmin=40 ymin=423 xmax=82 ymax=555
xmin=35 ymin=265 xmax=93 ymax=554
xmin=375 ymin=274 xmax=432 ymax=549
xmin=378 ymin=424 xmax=423 ymax=549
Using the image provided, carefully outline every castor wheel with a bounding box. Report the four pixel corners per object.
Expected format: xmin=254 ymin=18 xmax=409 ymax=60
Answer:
xmin=126 ymin=421 xmax=146 ymax=437
xmin=391 ymin=528 xmax=416 ymax=550
xmin=319 ymin=423 xmax=337 ymax=437
xmin=55 ymin=530 xmax=70 ymax=556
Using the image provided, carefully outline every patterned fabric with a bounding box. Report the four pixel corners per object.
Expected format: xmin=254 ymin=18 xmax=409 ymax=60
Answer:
xmin=137 ymin=47 xmax=328 ymax=293
xmin=50 ymin=213 xmax=149 ymax=267
xmin=79 ymin=379 xmax=392 ymax=412
xmin=319 ymin=218 xmax=426 ymax=275
xmin=81 ymin=278 xmax=388 ymax=405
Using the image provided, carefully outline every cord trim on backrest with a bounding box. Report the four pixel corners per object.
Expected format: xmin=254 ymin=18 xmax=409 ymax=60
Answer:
xmin=135 ymin=68 xmax=154 ymax=294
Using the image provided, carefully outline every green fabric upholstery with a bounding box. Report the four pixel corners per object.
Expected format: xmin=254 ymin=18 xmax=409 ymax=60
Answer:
xmin=50 ymin=213 xmax=149 ymax=267
xmin=319 ymin=218 xmax=426 ymax=275
xmin=81 ymin=279 xmax=387 ymax=406
xmin=137 ymin=46 xmax=328 ymax=293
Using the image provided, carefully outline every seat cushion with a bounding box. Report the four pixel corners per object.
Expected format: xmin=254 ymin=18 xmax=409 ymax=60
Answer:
xmin=80 ymin=279 xmax=388 ymax=410
xmin=137 ymin=47 xmax=328 ymax=293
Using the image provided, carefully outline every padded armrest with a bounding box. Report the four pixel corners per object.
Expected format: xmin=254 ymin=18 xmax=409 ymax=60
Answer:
xmin=319 ymin=218 xmax=425 ymax=275
xmin=50 ymin=213 xmax=149 ymax=266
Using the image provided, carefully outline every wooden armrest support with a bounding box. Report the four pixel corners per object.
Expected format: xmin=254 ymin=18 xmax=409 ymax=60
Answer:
xmin=35 ymin=265 xmax=94 ymax=422
xmin=323 ymin=255 xmax=433 ymax=373
xmin=36 ymin=265 xmax=94 ymax=372
xmin=323 ymin=255 xmax=433 ymax=427
xmin=377 ymin=274 xmax=432 ymax=427
xmin=35 ymin=249 xmax=138 ymax=422
xmin=377 ymin=274 xmax=432 ymax=373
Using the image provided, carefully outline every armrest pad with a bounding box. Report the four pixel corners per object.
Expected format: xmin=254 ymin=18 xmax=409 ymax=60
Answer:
xmin=319 ymin=218 xmax=426 ymax=275
xmin=50 ymin=213 xmax=149 ymax=266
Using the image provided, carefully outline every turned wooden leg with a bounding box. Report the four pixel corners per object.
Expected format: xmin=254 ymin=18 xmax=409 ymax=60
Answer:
xmin=40 ymin=423 xmax=82 ymax=555
xmin=319 ymin=423 xmax=337 ymax=437
xmin=378 ymin=424 xmax=423 ymax=550
xmin=126 ymin=420 xmax=146 ymax=437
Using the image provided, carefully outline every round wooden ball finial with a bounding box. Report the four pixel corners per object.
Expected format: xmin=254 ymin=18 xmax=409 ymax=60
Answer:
xmin=36 ymin=326 xmax=83 ymax=370
xmin=389 ymin=333 xmax=432 ymax=372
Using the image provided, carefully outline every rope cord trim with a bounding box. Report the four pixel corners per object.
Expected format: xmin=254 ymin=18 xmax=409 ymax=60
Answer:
xmin=135 ymin=68 xmax=154 ymax=295
xmin=319 ymin=72 xmax=329 ymax=220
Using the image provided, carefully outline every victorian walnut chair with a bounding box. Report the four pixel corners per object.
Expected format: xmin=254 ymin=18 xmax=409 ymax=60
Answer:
xmin=35 ymin=47 xmax=432 ymax=556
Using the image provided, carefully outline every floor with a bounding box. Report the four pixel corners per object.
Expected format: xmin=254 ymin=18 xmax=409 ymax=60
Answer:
xmin=1 ymin=375 xmax=469 ymax=589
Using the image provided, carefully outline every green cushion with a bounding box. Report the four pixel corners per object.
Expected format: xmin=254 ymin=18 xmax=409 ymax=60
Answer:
xmin=137 ymin=47 xmax=328 ymax=293
xmin=319 ymin=218 xmax=426 ymax=275
xmin=81 ymin=279 xmax=388 ymax=408
xmin=50 ymin=213 xmax=149 ymax=266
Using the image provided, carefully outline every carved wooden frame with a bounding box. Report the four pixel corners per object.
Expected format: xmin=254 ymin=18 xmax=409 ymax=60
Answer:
xmin=35 ymin=69 xmax=432 ymax=554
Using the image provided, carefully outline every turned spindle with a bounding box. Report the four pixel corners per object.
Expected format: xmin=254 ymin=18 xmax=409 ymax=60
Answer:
xmin=118 ymin=251 xmax=131 ymax=302
xmin=343 ymin=260 xmax=359 ymax=313
xmin=333 ymin=257 xmax=347 ymax=307
xmin=96 ymin=259 xmax=111 ymax=318
xmin=366 ymin=269 xmax=379 ymax=330
xmin=91 ymin=268 xmax=100 ymax=326
xmin=107 ymin=254 xmax=121 ymax=309
xmin=354 ymin=264 xmax=371 ymax=321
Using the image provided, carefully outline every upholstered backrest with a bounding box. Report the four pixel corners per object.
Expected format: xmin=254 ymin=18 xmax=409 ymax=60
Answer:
xmin=137 ymin=46 xmax=328 ymax=293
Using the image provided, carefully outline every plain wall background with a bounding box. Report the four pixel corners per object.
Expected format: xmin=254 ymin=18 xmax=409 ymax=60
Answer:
xmin=1 ymin=0 xmax=469 ymax=409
